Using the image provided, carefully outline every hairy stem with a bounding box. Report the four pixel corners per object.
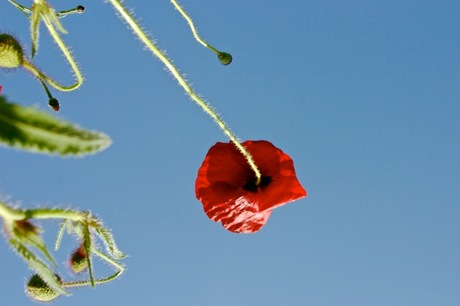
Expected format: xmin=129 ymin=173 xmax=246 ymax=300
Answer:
xmin=170 ymin=0 xmax=219 ymax=53
xmin=40 ymin=16 xmax=83 ymax=91
xmin=22 ymin=59 xmax=78 ymax=92
xmin=0 ymin=201 xmax=87 ymax=222
xmin=107 ymin=0 xmax=261 ymax=183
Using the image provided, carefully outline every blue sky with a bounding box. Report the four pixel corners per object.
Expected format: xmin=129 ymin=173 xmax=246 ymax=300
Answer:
xmin=1 ymin=0 xmax=459 ymax=305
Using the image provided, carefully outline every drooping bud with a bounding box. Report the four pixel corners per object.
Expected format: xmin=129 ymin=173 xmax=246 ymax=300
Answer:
xmin=12 ymin=219 xmax=40 ymax=237
xmin=69 ymin=243 xmax=88 ymax=273
xmin=217 ymin=52 xmax=232 ymax=65
xmin=48 ymin=98 xmax=60 ymax=112
xmin=26 ymin=274 xmax=61 ymax=302
xmin=0 ymin=34 xmax=24 ymax=68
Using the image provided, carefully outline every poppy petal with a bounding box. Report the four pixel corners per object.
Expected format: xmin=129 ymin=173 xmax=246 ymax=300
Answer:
xmin=195 ymin=140 xmax=307 ymax=233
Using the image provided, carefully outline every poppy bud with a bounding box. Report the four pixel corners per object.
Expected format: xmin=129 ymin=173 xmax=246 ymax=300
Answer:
xmin=218 ymin=52 xmax=232 ymax=65
xmin=69 ymin=244 xmax=88 ymax=273
xmin=48 ymin=98 xmax=60 ymax=112
xmin=26 ymin=274 xmax=61 ymax=302
xmin=76 ymin=5 xmax=85 ymax=13
xmin=12 ymin=219 xmax=40 ymax=237
xmin=0 ymin=34 xmax=24 ymax=69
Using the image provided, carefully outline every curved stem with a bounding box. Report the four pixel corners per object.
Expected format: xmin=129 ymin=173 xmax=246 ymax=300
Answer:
xmin=107 ymin=0 xmax=261 ymax=183
xmin=40 ymin=14 xmax=83 ymax=91
xmin=62 ymin=270 xmax=123 ymax=288
xmin=170 ymin=0 xmax=219 ymax=53
xmin=44 ymin=19 xmax=83 ymax=91
xmin=22 ymin=59 xmax=77 ymax=92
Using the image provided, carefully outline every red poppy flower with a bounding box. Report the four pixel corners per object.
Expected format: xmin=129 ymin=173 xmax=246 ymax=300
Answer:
xmin=195 ymin=140 xmax=307 ymax=233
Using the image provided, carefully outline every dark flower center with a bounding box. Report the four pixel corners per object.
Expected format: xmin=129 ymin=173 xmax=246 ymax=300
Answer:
xmin=242 ymin=175 xmax=272 ymax=193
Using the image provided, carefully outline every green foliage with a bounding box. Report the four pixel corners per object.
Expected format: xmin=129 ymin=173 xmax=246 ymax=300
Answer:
xmin=0 ymin=96 xmax=111 ymax=156
xmin=10 ymin=238 xmax=69 ymax=298
xmin=0 ymin=201 xmax=126 ymax=301
xmin=3 ymin=0 xmax=234 ymax=301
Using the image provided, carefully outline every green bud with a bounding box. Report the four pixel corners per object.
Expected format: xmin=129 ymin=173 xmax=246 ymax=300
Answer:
xmin=26 ymin=274 xmax=61 ymax=302
xmin=69 ymin=244 xmax=88 ymax=273
xmin=0 ymin=34 xmax=24 ymax=68
xmin=218 ymin=52 xmax=232 ymax=65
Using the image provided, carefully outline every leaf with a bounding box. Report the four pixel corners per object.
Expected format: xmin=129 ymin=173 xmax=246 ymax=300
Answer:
xmin=93 ymin=222 xmax=126 ymax=260
xmin=54 ymin=220 xmax=67 ymax=251
xmin=9 ymin=219 xmax=57 ymax=267
xmin=0 ymin=96 xmax=111 ymax=156
xmin=30 ymin=6 xmax=41 ymax=58
xmin=10 ymin=238 xmax=69 ymax=297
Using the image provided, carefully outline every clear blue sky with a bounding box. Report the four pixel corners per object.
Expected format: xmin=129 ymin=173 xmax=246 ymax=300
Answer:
xmin=1 ymin=0 xmax=459 ymax=305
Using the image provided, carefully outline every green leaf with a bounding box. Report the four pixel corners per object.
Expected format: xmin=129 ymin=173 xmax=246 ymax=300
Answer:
xmin=30 ymin=5 xmax=41 ymax=58
xmin=93 ymin=222 xmax=126 ymax=260
xmin=10 ymin=238 xmax=69 ymax=297
xmin=8 ymin=219 xmax=57 ymax=267
xmin=0 ymin=96 xmax=111 ymax=156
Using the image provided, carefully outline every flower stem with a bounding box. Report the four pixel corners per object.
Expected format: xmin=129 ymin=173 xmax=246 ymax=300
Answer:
xmin=40 ymin=16 xmax=83 ymax=91
xmin=9 ymin=0 xmax=83 ymax=90
xmin=107 ymin=0 xmax=262 ymax=184
xmin=170 ymin=0 xmax=219 ymax=54
xmin=0 ymin=201 xmax=25 ymax=220
xmin=0 ymin=201 xmax=87 ymax=221
xmin=170 ymin=0 xmax=232 ymax=65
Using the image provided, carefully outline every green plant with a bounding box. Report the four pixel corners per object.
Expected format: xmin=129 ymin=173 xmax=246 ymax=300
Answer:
xmin=1 ymin=0 xmax=306 ymax=301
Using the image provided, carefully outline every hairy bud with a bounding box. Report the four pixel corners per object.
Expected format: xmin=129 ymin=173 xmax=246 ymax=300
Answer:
xmin=69 ymin=244 xmax=88 ymax=273
xmin=26 ymin=274 xmax=61 ymax=302
xmin=0 ymin=34 xmax=24 ymax=68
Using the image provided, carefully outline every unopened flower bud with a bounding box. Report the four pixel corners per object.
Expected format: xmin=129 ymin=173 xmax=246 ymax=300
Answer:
xmin=69 ymin=244 xmax=88 ymax=273
xmin=0 ymin=34 xmax=24 ymax=68
xmin=218 ymin=52 xmax=232 ymax=65
xmin=12 ymin=219 xmax=39 ymax=237
xmin=48 ymin=98 xmax=60 ymax=112
xmin=26 ymin=274 xmax=61 ymax=302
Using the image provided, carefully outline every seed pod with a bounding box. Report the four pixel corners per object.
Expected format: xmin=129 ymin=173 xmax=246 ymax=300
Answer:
xmin=0 ymin=34 xmax=24 ymax=68
xmin=26 ymin=274 xmax=61 ymax=302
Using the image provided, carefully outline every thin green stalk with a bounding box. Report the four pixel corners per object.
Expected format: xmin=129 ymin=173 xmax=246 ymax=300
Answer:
xmin=0 ymin=202 xmax=87 ymax=222
xmin=22 ymin=59 xmax=79 ymax=92
xmin=107 ymin=0 xmax=261 ymax=183
xmin=41 ymin=17 xmax=82 ymax=91
xmin=170 ymin=0 xmax=218 ymax=52
xmin=170 ymin=0 xmax=232 ymax=65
